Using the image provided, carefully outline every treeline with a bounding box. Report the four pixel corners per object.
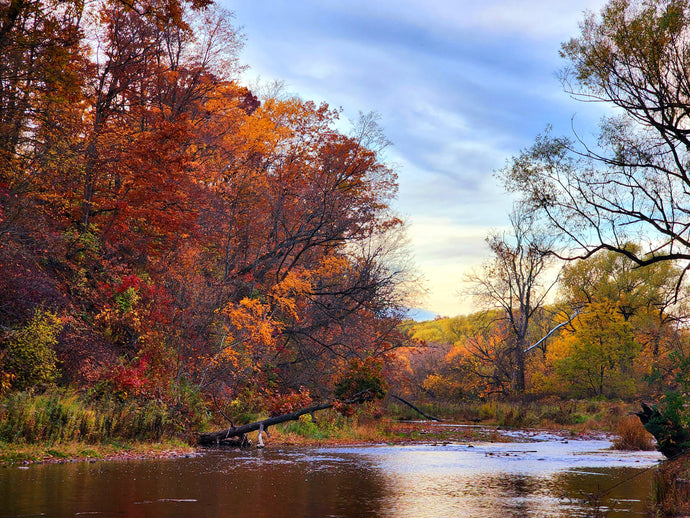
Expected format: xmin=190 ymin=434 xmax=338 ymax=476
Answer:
xmin=405 ymin=246 xmax=690 ymax=402
xmin=0 ymin=0 xmax=415 ymax=419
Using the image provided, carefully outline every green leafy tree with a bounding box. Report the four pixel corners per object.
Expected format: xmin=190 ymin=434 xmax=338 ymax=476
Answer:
xmin=559 ymin=247 xmax=689 ymax=394
xmin=553 ymin=302 xmax=638 ymax=397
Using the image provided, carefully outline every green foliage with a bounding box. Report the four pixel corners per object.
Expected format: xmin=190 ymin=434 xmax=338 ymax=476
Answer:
xmin=334 ymin=357 xmax=388 ymax=401
xmin=114 ymin=287 xmax=139 ymax=313
xmin=0 ymin=388 xmax=205 ymax=444
xmin=280 ymin=413 xmax=330 ymax=440
xmin=647 ymin=393 xmax=690 ymax=457
xmin=1 ymin=310 xmax=62 ymax=391
xmin=553 ymin=302 xmax=638 ymax=398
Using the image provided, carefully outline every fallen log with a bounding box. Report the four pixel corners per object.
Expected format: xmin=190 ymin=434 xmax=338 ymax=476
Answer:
xmin=198 ymin=390 xmax=375 ymax=447
xmin=390 ymin=395 xmax=442 ymax=422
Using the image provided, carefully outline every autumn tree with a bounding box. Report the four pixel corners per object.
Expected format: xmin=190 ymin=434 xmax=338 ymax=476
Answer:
xmin=559 ymin=246 xmax=689 ymax=395
xmin=466 ymin=207 xmax=559 ymax=394
xmin=198 ymin=104 xmax=416 ymax=401
xmin=0 ymin=0 xmax=416 ymax=423
xmin=551 ymin=301 xmax=638 ymax=397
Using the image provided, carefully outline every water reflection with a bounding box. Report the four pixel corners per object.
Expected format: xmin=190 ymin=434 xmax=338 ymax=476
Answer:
xmin=0 ymin=439 xmax=661 ymax=518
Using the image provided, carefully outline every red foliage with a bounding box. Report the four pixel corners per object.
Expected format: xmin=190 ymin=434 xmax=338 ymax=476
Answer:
xmin=108 ymin=353 xmax=151 ymax=397
xmin=267 ymin=387 xmax=313 ymax=417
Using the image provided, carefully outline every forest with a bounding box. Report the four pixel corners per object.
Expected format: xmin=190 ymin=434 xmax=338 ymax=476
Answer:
xmin=0 ymin=0 xmax=417 ymax=429
xmin=2 ymin=0 xmax=690 ymax=468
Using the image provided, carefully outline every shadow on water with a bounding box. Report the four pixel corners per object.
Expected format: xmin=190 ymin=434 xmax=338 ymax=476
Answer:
xmin=0 ymin=436 xmax=662 ymax=518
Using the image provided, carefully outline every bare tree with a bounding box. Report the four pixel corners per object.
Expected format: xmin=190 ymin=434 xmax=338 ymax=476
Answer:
xmin=500 ymin=0 xmax=690 ymax=293
xmin=466 ymin=207 xmax=559 ymax=394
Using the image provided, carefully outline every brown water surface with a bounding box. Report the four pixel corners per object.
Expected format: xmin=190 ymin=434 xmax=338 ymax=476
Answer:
xmin=0 ymin=432 xmax=663 ymax=517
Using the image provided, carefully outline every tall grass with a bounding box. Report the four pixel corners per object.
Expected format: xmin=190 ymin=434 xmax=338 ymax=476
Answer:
xmin=0 ymin=389 xmax=181 ymax=444
xmin=268 ymin=408 xmax=387 ymax=444
xmin=653 ymin=456 xmax=690 ymax=516
xmin=384 ymin=397 xmax=628 ymax=430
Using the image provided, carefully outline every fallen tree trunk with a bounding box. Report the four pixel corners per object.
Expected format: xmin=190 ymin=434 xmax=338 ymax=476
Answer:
xmin=390 ymin=395 xmax=442 ymax=422
xmin=198 ymin=401 xmax=333 ymax=447
xmin=198 ymin=390 xmax=374 ymax=447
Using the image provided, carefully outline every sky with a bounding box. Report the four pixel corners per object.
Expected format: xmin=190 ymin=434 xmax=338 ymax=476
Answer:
xmin=220 ymin=0 xmax=610 ymax=318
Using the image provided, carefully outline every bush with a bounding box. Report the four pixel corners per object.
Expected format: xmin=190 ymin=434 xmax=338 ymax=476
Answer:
xmin=1 ymin=310 xmax=62 ymax=391
xmin=653 ymin=457 xmax=690 ymax=516
xmin=612 ymin=415 xmax=655 ymax=451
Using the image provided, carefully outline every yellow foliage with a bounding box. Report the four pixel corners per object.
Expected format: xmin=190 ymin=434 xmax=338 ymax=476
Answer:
xmin=223 ymin=297 xmax=281 ymax=351
xmin=270 ymin=271 xmax=312 ymax=320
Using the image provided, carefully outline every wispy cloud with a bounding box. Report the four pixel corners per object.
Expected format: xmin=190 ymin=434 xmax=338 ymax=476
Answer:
xmin=226 ymin=0 xmax=610 ymax=316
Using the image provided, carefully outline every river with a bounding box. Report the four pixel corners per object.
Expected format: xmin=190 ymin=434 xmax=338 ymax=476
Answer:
xmin=0 ymin=429 xmax=663 ymax=517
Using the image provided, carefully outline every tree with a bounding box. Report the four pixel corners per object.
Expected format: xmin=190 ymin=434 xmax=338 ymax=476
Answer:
xmin=559 ymin=246 xmax=689 ymax=395
xmin=551 ymin=301 xmax=638 ymax=397
xmin=466 ymin=207 xmax=558 ymax=394
xmin=1 ymin=309 xmax=62 ymax=391
xmin=0 ymin=0 xmax=417 ymax=417
xmin=559 ymin=244 xmax=679 ymax=322
xmin=501 ymin=0 xmax=690 ymax=290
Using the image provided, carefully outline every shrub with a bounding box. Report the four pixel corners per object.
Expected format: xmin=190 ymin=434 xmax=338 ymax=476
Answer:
xmin=653 ymin=457 xmax=690 ymax=516
xmin=612 ymin=415 xmax=655 ymax=451
xmin=1 ymin=310 xmax=62 ymax=391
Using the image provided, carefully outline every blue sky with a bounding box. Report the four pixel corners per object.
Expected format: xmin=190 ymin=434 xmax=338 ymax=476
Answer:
xmin=221 ymin=0 xmax=610 ymax=317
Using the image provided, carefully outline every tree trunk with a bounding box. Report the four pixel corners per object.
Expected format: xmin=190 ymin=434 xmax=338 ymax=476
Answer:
xmin=198 ymin=401 xmax=333 ymax=446
xmin=512 ymin=338 xmax=526 ymax=395
xmin=390 ymin=395 xmax=442 ymax=422
xmin=198 ymin=390 xmax=376 ymax=447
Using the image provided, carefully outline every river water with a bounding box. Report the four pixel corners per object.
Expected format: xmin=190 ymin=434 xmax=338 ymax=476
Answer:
xmin=0 ymin=430 xmax=663 ymax=517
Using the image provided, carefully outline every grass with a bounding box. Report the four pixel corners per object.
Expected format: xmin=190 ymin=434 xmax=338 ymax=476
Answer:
xmin=226 ymin=398 xmax=654 ymax=448
xmin=0 ymin=388 xmax=195 ymax=444
xmin=0 ymin=390 xmax=660 ymax=464
xmin=254 ymin=410 xmax=389 ymax=445
xmin=384 ymin=397 xmax=633 ymax=433
xmin=0 ymin=387 xmax=204 ymax=465
xmin=652 ymin=455 xmax=690 ymax=516
xmin=0 ymin=438 xmax=195 ymax=465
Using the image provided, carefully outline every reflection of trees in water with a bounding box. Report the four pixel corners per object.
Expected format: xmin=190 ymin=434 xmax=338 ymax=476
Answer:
xmin=493 ymin=474 xmax=539 ymax=496
xmin=1 ymin=450 xmax=656 ymax=518
xmin=201 ymin=451 xmax=388 ymax=518
xmin=457 ymin=470 xmax=652 ymax=517
xmin=1 ymin=451 xmax=389 ymax=518
xmin=492 ymin=475 xmax=539 ymax=516
xmin=552 ymin=468 xmax=654 ymax=516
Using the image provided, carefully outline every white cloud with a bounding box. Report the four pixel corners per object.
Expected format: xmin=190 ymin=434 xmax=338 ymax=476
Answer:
xmin=226 ymin=0 xmax=611 ymax=316
xmin=331 ymin=0 xmax=607 ymax=42
xmin=407 ymin=216 xmax=500 ymax=315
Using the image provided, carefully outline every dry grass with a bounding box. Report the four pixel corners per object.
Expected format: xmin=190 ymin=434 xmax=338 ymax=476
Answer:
xmin=653 ymin=456 xmax=690 ymax=516
xmin=612 ymin=414 xmax=655 ymax=451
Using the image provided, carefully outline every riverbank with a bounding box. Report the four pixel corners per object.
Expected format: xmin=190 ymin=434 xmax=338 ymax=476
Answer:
xmin=0 ymin=417 xmax=613 ymax=466
xmin=0 ymin=396 xmax=649 ymax=464
xmin=0 ymin=439 xmax=198 ymax=465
